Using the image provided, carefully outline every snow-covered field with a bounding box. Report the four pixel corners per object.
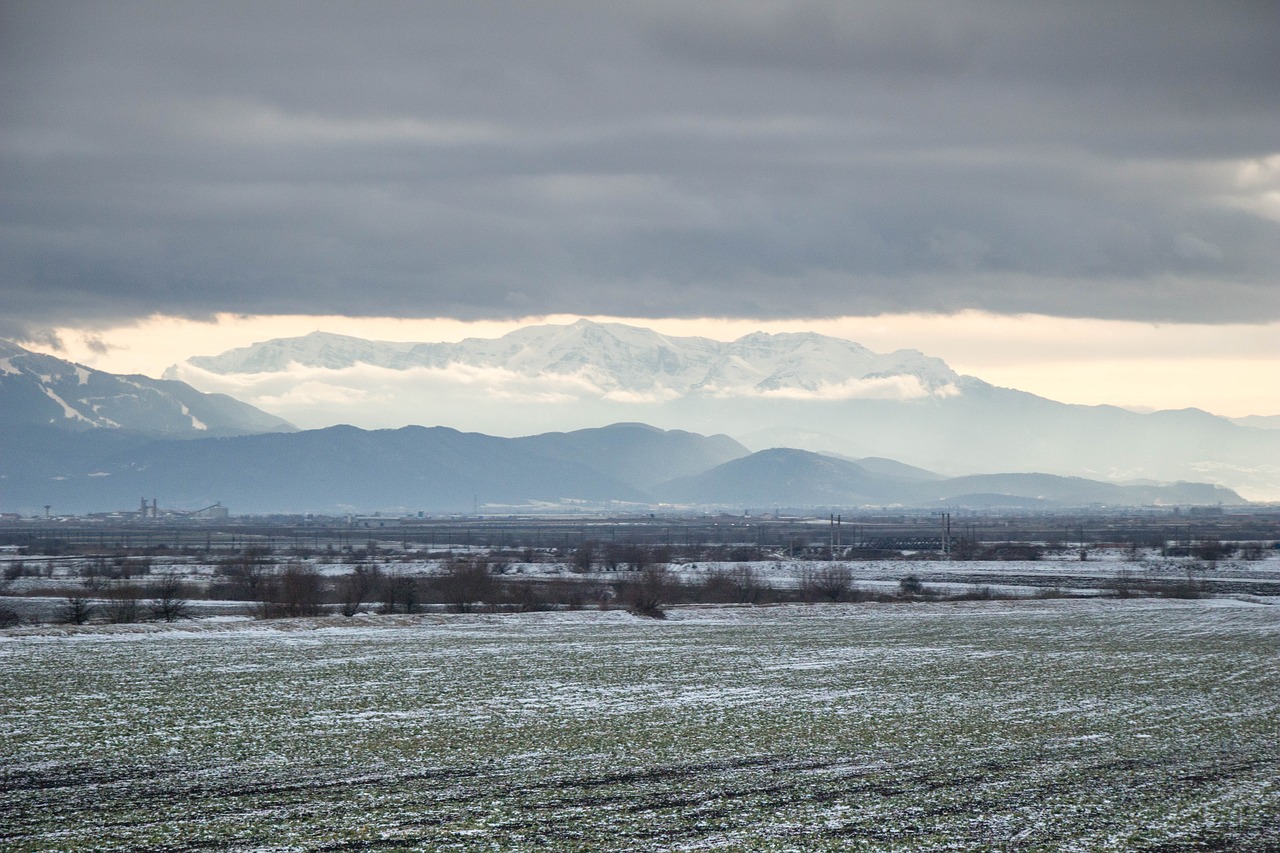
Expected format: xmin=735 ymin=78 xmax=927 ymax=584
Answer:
xmin=2 ymin=598 xmax=1277 ymax=850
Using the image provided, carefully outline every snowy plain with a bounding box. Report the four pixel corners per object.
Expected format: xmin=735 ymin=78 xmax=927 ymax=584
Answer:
xmin=2 ymin=593 xmax=1277 ymax=850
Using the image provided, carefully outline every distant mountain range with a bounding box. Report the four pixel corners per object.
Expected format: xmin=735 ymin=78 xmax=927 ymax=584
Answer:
xmin=0 ymin=421 xmax=1244 ymax=517
xmin=659 ymin=448 xmax=1241 ymax=510
xmin=173 ymin=320 xmax=962 ymax=399
xmin=1 ymin=340 xmax=294 ymax=437
xmin=163 ymin=320 xmax=1280 ymax=500
xmin=0 ymin=329 xmax=1268 ymax=512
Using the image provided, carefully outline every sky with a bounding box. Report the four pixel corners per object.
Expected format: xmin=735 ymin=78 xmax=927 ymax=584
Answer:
xmin=2 ymin=1 xmax=1278 ymax=417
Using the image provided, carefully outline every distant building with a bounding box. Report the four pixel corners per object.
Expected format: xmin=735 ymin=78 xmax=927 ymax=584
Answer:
xmin=191 ymin=503 xmax=230 ymax=520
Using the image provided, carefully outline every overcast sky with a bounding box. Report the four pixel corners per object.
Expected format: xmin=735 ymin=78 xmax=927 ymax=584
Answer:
xmin=3 ymin=0 xmax=1278 ymax=338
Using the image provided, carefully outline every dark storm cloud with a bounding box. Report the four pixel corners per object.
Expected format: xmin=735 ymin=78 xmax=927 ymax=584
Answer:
xmin=2 ymin=0 xmax=1278 ymax=336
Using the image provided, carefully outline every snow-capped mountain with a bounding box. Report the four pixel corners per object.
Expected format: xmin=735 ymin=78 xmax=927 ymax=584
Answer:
xmin=0 ymin=339 xmax=294 ymax=436
xmin=173 ymin=320 xmax=962 ymax=401
xmin=164 ymin=321 xmax=1280 ymax=501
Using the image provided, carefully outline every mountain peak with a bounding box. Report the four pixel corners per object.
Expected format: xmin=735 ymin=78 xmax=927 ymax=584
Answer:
xmin=1 ymin=339 xmax=294 ymax=437
xmin=176 ymin=321 xmax=963 ymax=402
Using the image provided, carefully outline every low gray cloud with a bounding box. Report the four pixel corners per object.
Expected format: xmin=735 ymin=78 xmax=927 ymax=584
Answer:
xmin=2 ymin=1 xmax=1277 ymax=337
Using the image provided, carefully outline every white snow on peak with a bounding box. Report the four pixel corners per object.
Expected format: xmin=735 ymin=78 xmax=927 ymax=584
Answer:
xmin=181 ymin=320 xmax=963 ymax=401
xmin=2 ymin=337 xmax=285 ymax=435
xmin=178 ymin=402 xmax=209 ymax=431
xmin=40 ymin=385 xmax=95 ymax=424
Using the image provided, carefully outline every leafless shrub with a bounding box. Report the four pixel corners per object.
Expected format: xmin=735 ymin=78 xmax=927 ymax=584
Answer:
xmin=104 ymin=584 xmax=143 ymax=624
xmin=1154 ymin=569 xmax=1208 ymax=600
xmin=507 ymin=581 xmax=554 ymax=612
xmin=437 ymin=559 xmax=494 ymax=613
xmin=339 ymin=563 xmax=381 ymax=616
xmin=729 ymin=564 xmax=771 ymax=604
xmin=381 ymin=571 xmax=422 ymax=614
xmin=571 ymin=541 xmax=595 ymax=573
xmin=266 ymin=563 xmax=323 ymax=617
xmin=803 ymin=564 xmax=853 ymax=602
xmin=625 ymin=565 xmax=671 ymax=618
xmin=149 ymin=573 xmax=191 ymax=622
xmin=60 ymin=595 xmax=95 ymax=625
xmin=898 ymin=574 xmax=925 ymax=598
xmin=696 ymin=567 xmax=738 ymax=603
xmin=1192 ymin=539 xmax=1234 ymax=562
xmin=218 ymin=548 xmax=273 ymax=603
xmin=79 ymin=558 xmax=107 ymax=590
xmin=947 ymin=585 xmax=997 ymax=601
xmin=696 ymin=563 xmax=772 ymax=604
xmin=1109 ymin=567 xmax=1137 ymax=598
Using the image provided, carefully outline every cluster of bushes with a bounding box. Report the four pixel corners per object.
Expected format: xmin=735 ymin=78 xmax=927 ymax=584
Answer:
xmin=33 ymin=558 xmax=983 ymax=625
xmin=11 ymin=534 xmax=1274 ymax=628
xmin=57 ymin=573 xmax=190 ymax=625
xmin=1108 ymin=568 xmax=1210 ymax=600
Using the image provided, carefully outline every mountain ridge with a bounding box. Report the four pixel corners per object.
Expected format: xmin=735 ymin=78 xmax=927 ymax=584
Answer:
xmin=0 ymin=422 xmax=1246 ymax=516
xmin=655 ymin=448 xmax=1244 ymax=510
xmin=171 ymin=320 xmax=964 ymax=400
xmin=1 ymin=340 xmax=295 ymax=437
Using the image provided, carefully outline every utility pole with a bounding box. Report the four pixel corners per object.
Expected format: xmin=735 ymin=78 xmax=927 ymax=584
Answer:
xmin=941 ymin=512 xmax=951 ymax=560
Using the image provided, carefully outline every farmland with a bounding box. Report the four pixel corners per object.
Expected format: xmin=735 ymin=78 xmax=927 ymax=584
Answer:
xmin=2 ymin=598 xmax=1277 ymax=850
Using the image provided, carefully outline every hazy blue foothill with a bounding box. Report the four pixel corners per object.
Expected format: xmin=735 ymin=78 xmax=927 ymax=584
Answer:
xmin=0 ymin=421 xmax=1245 ymax=517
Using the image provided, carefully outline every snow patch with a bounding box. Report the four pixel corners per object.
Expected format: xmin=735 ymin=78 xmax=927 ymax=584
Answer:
xmin=40 ymin=386 xmax=94 ymax=423
xmin=178 ymin=403 xmax=208 ymax=431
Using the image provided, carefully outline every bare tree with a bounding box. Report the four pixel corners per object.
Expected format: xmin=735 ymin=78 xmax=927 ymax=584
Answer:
xmin=697 ymin=567 xmax=737 ymax=603
xmin=803 ymin=564 xmax=853 ymax=602
xmin=60 ymin=595 xmax=95 ymax=625
xmin=898 ymin=574 xmax=925 ymax=599
xmin=1192 ymin=538 xmax=1234 ymax=562
xmin=1109 ymin=567 xmax=1136 ymax=598
xmin=381 ymin=571 xmax=422 ymax=614
xmin=437 ymin=559 xmax=493 ymax=613
xmin=625 ymin=564 xmax=671 ymax=618
xmin=149 ymin=573 xmax=191 ymax=622
xmin=571 ymin=541 xmax=595 ymax=573
xmin=730 ymin=563 xmax=771 ymax=604
xmin=79 ymin=557 xmax=107 ymax=590
xmin=104 ymin=583 xmax=142 ymax=624
xmin=695 ymin=564 xmax=770 ymax=604
xmin=339 ymin=563 xmax=381 ymax=616
xmin=267 ymin=563 xmax=322 ymax=617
